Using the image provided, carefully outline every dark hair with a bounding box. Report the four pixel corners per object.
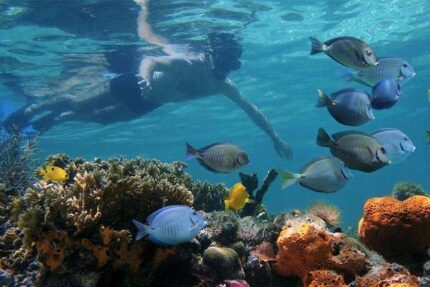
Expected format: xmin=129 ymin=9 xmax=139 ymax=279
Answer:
xmin=205 ymin=32 xmax=243 ymax=80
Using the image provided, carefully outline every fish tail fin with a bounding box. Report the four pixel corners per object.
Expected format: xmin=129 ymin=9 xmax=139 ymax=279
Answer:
xmin=185 ymin=142 xmax=198 ymax=160
xmin=315 ymin=89 xmax=330 ymax=107
xmin=132 ymin=219 xmax=149 ymax=241
xmin=224 ymin=200 xmax=230 ymax=211
xmin=316 ymin=128 xmax=334 ymax=147
xmin=426 ymin=131 xmax=430 ymax=144
xmin=279 ymin=170 xmax=301 ymax=189
xmin=309 ymin=37 xmax=324 ymax=55
xmin=337 ymin=69 xmax=354 ymax=82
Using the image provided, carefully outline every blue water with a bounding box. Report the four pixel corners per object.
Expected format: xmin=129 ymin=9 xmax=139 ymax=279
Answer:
xmin=0 ymin=0 xmax=429 ymax=229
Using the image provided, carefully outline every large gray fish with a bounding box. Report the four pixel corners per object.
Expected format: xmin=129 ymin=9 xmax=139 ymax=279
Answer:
xmin=132 ymin=205 xmax=206 ymax=246
xmin=316 ymin=88 xmax=374 ymax=126
xmin=371 ymin=128 xmax=415 ymax=164
xmin=340 ymin=57 xmax=416 ymax=87
xmin=316 ymin=128 xmax=390 ymax=172
xmin=280 ymin=156 xmax=352 ymax=193
xmin=310 ymin=36 xmax=378 ymax=70
xmin=185 ymin=142 xmax=249 ymax=173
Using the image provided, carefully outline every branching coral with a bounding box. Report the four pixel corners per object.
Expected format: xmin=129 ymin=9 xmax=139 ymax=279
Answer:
xmin=9 ymin=155 xmax=231 ymax=286
xmin=0 ymin=126 xmax=37 ymax=196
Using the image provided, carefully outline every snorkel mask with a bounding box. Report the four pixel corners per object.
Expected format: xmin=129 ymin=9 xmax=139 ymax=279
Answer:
xmin=205 ymin=32 xmax=243 ymax=80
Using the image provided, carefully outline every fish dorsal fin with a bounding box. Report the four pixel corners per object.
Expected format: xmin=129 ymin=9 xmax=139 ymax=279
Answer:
xmin=300 ymin=156 xmax=333 ymax=173
xmin=198 ymin=142 xmax=231 ymax=152
xmin=371 ymin=128 xmax=399 ymax=136
xmin=325 ymin=36 xmax=364 ymax=45
xmin=332 ymin=130 xmax=373 ymax=141
xmin=146 ymin=205 xmax=188 ymax=224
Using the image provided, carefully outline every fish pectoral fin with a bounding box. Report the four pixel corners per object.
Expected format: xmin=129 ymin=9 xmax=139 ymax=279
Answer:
xmin=245 ymin=198 xmax=256 ymax=204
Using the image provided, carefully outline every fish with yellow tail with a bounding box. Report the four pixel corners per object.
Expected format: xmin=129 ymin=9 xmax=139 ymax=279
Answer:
xmin=225 ymin=183 xmax=255 ymax=211
xmin=38 ymin=165 xmax=68 ymax=182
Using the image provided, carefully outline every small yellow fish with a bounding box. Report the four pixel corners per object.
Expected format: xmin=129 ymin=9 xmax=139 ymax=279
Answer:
xmin=38 ymin=165 xmax=68 ymax=182
xmin=224 ymin=183 xmax=254 ymax=211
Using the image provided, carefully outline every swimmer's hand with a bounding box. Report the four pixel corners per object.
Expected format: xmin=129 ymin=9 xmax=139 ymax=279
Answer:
xmin=138 ymin=76 xmax=152 ymax=91
xmin=273 ymin=137 xmax=293 ymax=160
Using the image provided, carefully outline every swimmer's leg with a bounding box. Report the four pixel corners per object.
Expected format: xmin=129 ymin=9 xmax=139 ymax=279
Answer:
xmin=2 ymin=106 xmax=32 ymax=131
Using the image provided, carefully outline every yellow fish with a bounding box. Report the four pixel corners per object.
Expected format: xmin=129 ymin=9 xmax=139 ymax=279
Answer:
xmin=38 ymin=165 xmax=68 ymax=182
xmin=224 ymin=183 xmax=254 ymax=211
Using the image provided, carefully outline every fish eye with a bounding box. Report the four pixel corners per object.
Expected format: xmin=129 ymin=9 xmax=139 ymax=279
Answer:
xmin=403 ymin=64 xmax=408 ymax=67
xmin=404 ymin=137 xmax=408 ymax=141
xmin=51 ymin=167 xmax=55 ymax=171
xmin=380 ymin=147 xmax=386 ymax=154
xmin=192 ymin=211 xmax=197 ymax=215
xmin=365 ymin=49 xmax=372 ymax=56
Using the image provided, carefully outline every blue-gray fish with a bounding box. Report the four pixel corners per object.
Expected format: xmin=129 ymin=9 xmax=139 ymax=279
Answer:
xmin=371 ymin=128 xmax=415 ymax=164
xmin=316 ymin=128 xmax=390 ymax=172
xmin=310 ymin=36 xmax=378 ymax=70
xmin=316 ymin=88 xmax=374 ymax=126
xmin=185 ymin=142 xmax=249 ymax=173
xmin=280 ymin=156 xmax=352 ymax=193
xmin=132 ymin=205 xmax=206 ymax=246
xmin=340 ymin=57 xmax=416 ymax=87
xmin=371 ymin=78 xmax=401 ymax=110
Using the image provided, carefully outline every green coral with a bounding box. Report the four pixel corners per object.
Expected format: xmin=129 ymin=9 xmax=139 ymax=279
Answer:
xmin=206 ymin=210 xmax=240 ymax=245
xmin=391 ymin=181 xmax=427 ymax=201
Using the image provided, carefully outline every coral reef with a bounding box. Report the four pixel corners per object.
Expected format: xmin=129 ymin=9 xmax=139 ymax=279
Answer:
xmin=392 ymin=182 xmax=428 ymax=201
xmin=358 ymin=195 xmax=430 ymax=265
xmin=306 ymin=201 xmax=341 ymax=228
xmin=204 ymin=210 xmax=240 ymax=246
xmin=305 ymin=270 xmax=347 ymax=287
xmin=1 ymin=155 xmax=236 ymax=286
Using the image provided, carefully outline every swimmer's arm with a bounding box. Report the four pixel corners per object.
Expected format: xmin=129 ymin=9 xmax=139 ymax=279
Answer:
xmin=221 ymin=80 xmax=293 ymax=159
xmin=139 ymin=56 xmax=192 ymax=81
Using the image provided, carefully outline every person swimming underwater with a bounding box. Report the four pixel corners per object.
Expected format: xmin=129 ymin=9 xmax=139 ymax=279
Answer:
xmin=2 ymin=0 xmax=292 ymax=159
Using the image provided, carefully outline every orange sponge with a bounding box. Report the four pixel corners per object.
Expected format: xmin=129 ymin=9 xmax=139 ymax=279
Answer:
xmin=358 ymin=195 xmax=430 ymax=262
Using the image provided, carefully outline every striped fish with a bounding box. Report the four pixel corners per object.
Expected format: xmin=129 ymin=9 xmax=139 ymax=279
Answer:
xmin=185 ymin=142 xmax=249 ymax=173
xmin=316 ymin=128 xmax=390 ymax=173
xmin=132 ymin=205 xmax=206 ymax=246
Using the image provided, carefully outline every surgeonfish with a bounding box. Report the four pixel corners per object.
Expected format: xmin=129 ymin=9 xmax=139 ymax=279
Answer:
xmin=371 ymin=128 xmax=415 ymax=164
xmin=371 ymin=78 xmax=401 ymax=110
xmin=185 ymin=142 xmax=249 ymax=173
xmin=280 ymin=157 xmax=352 ymax=193
xmin=316 ymin=128 xmax=390 ymax=172
xmin=316 ymin=88 xmax=374 ymax=126
xmin=340 ymin=57 xmax=415 ymax=87
xmin=38 ymin=165 xmax=68 ymax=181
xmin=225 ymin=183 xmax=254 ymax=211
xmin=132 ymin=205 xmax=206 ymax=246
xmin=309 ymin=36 xmax=378 ymax=70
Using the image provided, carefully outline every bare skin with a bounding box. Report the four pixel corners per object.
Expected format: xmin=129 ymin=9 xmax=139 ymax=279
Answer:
xmin=2 ymin=0 xmax=293 ymax=159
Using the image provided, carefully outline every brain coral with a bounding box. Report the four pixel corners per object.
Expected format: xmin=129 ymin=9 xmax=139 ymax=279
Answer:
xmin=203 ymin=246 xmax=245 ymax=281
xmin=358 ymin=195 xmax=430 ymax=263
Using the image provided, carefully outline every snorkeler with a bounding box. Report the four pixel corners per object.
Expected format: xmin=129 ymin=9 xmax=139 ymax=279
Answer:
xmin=2 ymin=0 xmax=292 ymax=159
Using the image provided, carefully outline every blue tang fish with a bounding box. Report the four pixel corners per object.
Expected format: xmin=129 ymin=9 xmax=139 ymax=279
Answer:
xmin=316 ymin=88 xmax=374 ymax=126
xmin=371 ymin=128 xmax=416 ymax=164
xmin=371 ymin=78 xmax=401 ymax=109
xmin=132 ymin=205 xmax=206 ymax=246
